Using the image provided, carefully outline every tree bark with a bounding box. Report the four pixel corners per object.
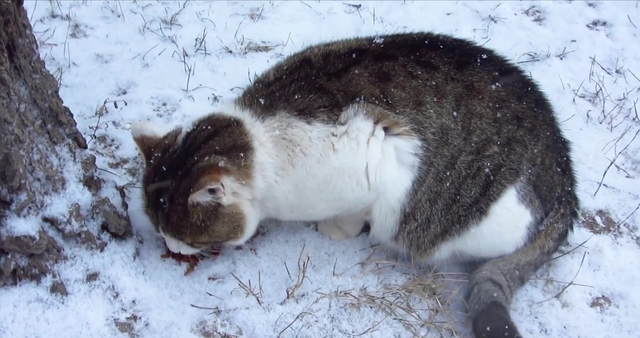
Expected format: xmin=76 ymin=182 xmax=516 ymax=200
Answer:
xmin=0 ymin=0 xmax=131 ymax=288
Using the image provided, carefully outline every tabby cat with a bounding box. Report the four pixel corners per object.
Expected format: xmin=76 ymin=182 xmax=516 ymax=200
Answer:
xmin=131 ymin=32 xmax=579 ymax=338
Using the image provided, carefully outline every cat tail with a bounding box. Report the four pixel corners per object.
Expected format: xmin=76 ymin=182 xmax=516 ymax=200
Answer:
xmin=466 ymin=197 xmax=578 ymax=338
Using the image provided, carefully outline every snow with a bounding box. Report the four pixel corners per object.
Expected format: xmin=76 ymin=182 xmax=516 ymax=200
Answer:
xmin=0 ymin=214 xmax=42 ymax=238
xmin=1 ymin=1 xmax=639 ymax=337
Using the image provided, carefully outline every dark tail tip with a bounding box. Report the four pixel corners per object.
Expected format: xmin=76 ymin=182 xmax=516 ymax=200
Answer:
xmin=472 ymin=301 xmax=522 ymax=338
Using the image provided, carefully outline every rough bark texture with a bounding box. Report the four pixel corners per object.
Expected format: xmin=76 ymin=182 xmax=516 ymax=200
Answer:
xmin=0 ymin=0 xmax=131 ymax=288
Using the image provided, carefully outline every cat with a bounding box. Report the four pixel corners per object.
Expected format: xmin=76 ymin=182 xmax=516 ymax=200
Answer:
xmin=131 ymin=32 xmax=579 ymax=338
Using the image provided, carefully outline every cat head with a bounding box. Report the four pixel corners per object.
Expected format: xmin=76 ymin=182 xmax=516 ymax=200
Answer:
xmin=130 ymin=116 xmax=259 ymax=254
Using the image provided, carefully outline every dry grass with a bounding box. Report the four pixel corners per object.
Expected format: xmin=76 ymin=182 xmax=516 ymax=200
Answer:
xmin=560 ymin=34 xmax=640 ymax=202
xmin=269 ymin=237 xmax=601 ymax=338
xmin=276 ymin=246 xmax=467 ymax=338
xmin=573 ymin=56 xmax=640 ymax=132
xmin=188 ymin=244 xmax=468 ymax=338
xmin=31 ymin=0 xmax=76 ymax=86
xmin=283 ymin=244 xmax=311 ymax=303
xmin=230 ymin=271 xmax=264 ymax=307
xmin=216 ymin=32 xmax=282 ymax=57
xmin=517 ymin=46 xmax=575 ymax=64
xmin=523 ymin=5 xmax=544 ymax=24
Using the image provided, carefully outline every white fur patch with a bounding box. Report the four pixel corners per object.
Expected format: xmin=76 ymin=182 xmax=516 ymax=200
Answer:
xmin=163 ymin=232 xmax=200 ymax=255
xmin=366 ymin=126 xmax=422 ymax=243
xmin=163 ymin=103 xmax=422 ymax=247
xmin=130 ymin=121 xmax=169 ymax=139
xmin=244 ymin=105 xmax=420 ymax=225
xmin=427 ymin=185 xmax=533 ymax=263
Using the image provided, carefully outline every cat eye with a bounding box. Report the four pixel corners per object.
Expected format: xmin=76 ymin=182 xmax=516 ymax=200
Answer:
xmin=206 ymin=183 xmax=224 ymax=196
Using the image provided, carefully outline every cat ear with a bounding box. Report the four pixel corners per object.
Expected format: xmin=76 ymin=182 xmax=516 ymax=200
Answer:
xmin=130 ymin=121 xmax=167 ymax=163
xmin=188 ymin=182 xmax=227 ymax=206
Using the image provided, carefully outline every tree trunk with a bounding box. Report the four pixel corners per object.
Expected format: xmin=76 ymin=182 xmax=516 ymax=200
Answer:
xmin=0 ymin=0 xmax=131 ymax=288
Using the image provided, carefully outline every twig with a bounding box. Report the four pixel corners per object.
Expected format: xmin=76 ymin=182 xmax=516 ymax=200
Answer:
xmin=277 ymin=311 xmax=315 ymax=338
xmin=537 ymin=251 xmax=588 ymax=303
xmin=131 ymin=43 xmax=159 ymax=61
xmin=194 ymin=27 xmax=210 ymax=56
xmin=283 ymin=32 xmax=292 ymax=47
xmin=190 ymin=304 xmax=217 ymax=311
xmin=216 ymin=36 xmax=234 ymax=54
xmin=628 ymin=69 xmax=640 ymax=83
xmin=371 ymin=7 xmax=376 ymax=25
xmin=572 ymin=80 xmax=584 ymax=103
xmin=249 ymin=5 xmax=265 ymax=23
xmin=233 ymin=19 xmax=244 ymax=42
xmin=96 ymin=167 xmax=118 ymax=176
xmin=529 ymin=277 xmax=593 ymax=289
xmin=628 ymin=14 xmax=637 ymax=29
xmin=589 ymin=56 xmax=613 ymax=76
xmin=594 ymin=128 xmax=640 ymax=196
xmin=184 ymin=61 xmax=194 ymax=92
xmin=343 ymin=3 xmax=362 ymax=10
xmin=560 ymin=114 xmax=575 ymax=124
xmin=616 ymin=202 xmax=640 ymax=227
xmin=545 ymin=235 xmax=593 ymax=264
xmin=117 ymin=0 xmax=125 ymax=22
xmin=338 ymin=315 xmax=387 ymax=336
xmin=284 ymin=261 xmax=291 ymax=279
xmin=63 ymin=10 xmax=72 ymax=70
xmin=230 ymin=272 xmax=263 ymax=306
xmin=29 ymin=0 xmax=38 ymax=23
xmin=284 ymin=244 xmax=310 ymax=302
xmin=298 ymin=1 xmax=312 ymax=9
xmin=87 ymin=99 xmax=109 ymax=145
xmin=343 ymin=2 xmax=364 ymax=22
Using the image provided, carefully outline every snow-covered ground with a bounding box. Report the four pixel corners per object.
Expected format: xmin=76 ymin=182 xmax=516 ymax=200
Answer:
xmin=2 ymin=1 xmax=639 ymax=337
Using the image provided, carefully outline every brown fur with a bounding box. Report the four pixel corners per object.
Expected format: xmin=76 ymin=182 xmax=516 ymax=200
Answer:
xmin=135 ymin=114 xmax=253 ymax=246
